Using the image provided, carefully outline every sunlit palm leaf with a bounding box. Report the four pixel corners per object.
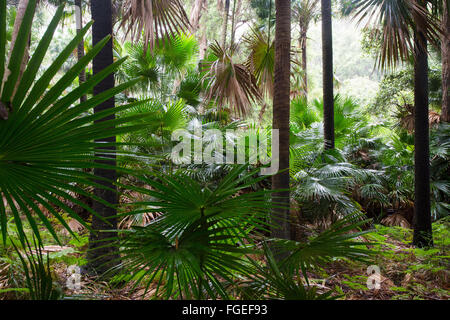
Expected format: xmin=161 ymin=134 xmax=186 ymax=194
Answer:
xmin=243 ymin=27 xmax=275 ymax=98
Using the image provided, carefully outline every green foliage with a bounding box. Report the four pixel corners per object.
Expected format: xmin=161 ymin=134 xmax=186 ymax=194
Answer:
xmin=11 ymin=236 xmax=63 ymax=300
xmin=0 ymin=2 xmax=152 ymax=245
xmin=116 ymin=34 xmax=198 ymax=100
xmin=113 ymin=165 xmax=274 ymax=299
xmin=373 ymin=65 xmax=442 ymax=114
xmin=250 ymin=0 xmax=275 ymax=22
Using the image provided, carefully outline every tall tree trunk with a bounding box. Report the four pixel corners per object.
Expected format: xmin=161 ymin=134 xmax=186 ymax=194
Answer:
xmin=321 ymin=0 xmax=334 ymax=149
xmin=86 ymin=0 xmax=121 ymax=275
xmin=441 ymin=0 xmax=450 ymax=122
xmin=198 ymin=0 xmax=209 ymax=60
xmin=230 ymin=0 xmax=239 ymax=45
xmin=299 ymin=24 xmax=308 ymax=99
xmin=4 ymin=0 xmax=30 ymax=98
xmin=75 ymin=0 xmax=86 ymax=103
xmin=271 ymin=0 xmax=291 ymax=241
xmin=221 ymin=0 xmax=230 ymax=48
xmin=190 ymin=0 xmax=206 ymax=33
xmin=413 ymin=1 xmax=433 ymax=248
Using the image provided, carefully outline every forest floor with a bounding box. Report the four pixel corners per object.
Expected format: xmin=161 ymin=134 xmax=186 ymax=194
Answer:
xmin=2 ymin=218 xmax=449 ymax=300
xmin=307 ymin=219 xmax=450 ymax=300
xmin=48 ymin=218 xmax=449 ymax=301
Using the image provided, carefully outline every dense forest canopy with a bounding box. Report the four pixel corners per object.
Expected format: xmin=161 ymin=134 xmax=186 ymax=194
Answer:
xmin=0 ymin=0 xmax=448 ymax=302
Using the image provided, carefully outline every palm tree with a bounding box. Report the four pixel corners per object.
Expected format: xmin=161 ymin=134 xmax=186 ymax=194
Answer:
xmin=441 ymin=0 xmax=450 ymax=122
xmin=272 ymin=0 xmax=291 ymax=241
xmin=86 ymin=0 xmax=121 ymax=275
xmin=347 ymin=0 xmax=441 ymax=247
xmin=292 ymin=0 xmax=319 ymax=100
xmin=200 ymin=42 xmax=262 ymax=117
xmin=413 ymin=0 xmax=433 ymax=247
xmin=321 ymin=0 xmax=334 ymax=149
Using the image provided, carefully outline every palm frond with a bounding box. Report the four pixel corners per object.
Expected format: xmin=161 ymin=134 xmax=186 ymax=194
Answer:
xmin=0 ymin=2 xmax=152 ymax=244
xmin=119 ymin=0 xmax=191 ymax=53
xmin=200 ymin=42 xmax=262 ymax=117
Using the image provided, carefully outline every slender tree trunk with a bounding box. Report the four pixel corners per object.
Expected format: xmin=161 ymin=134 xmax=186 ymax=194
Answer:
xmin=271 ymin=0 xmax=291 ymax=241
xmin=299 ymin=25 xmax=308 ymax=99
xmin=190 ymin=0 xmax=206 ymax=33
xmin=198 ymin=0 xmax=209 ymax=60
xmin=321 ymin=0 xmax=334 ymax=149
xmin=4 ymin=0 xmax=30 ymax=98
xmin=86 ymin=0 xmax=121 ymax=275
xmin=221 ymin=0 xmax=230 ymax=48
xmin=441 ymin=0 xmax=450 ymax=122
xmin=413 ymin=1 xmax=433 ymax=248
xmin=75 ymin=0 xmax=86 ymax=103
xmin=230 ymin=0 xmax=239 ymax=45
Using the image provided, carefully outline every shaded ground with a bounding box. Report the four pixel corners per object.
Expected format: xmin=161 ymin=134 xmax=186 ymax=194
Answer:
xmin=1 ymin=218 xmax=449 ymax=300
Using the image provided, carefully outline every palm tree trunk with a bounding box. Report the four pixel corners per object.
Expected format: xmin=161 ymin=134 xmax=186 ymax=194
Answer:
xmin=321 ymin=0 xmax=334 ymax=149
xmin=271 ymin=0 xmax=291 ymax=241
xmin=413 ymin=1 xmax=433 ymax=248
xmin=441 ymin=0 xmax=450 ymax=122
xmin=86 ymin=0 xmax=121 ymax=275
xmin=75 ymin=0 xmax=86 ymax=103
xmin=221 ymin=0 xmax=230 ymax=48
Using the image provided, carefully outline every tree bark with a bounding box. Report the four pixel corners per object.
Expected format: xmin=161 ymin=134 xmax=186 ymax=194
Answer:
xmin=86 ymin=0 xmax=121 ymax=276
xmin=321 ymin=0 xmax=334 ymax=149
xmin=230 ymin=0 xmax=242 ymax=46
xmin=189 ymin=0 xmax=206 ymax=33
xmin=441 ymin=0 xmax=450 ymax=122
xmin=4 ymin=0 xmax=30 ymax=98
xmin=299 ymin=25 xmax=308 ymax=98
xmin=413 ymin=0 xmax=433 ymax=248
xmin=221 ymin=0 xmax=230 ymax=48
xmin=75 ymin=0 xmax=86 ymax=103
xmin=271 ymin=0 xmax=291 ymax=241
xmin=198 ymin=0 xmax=209 ymax=60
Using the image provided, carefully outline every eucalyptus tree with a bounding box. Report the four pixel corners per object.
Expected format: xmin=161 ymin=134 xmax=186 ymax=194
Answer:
xmin=75 ymin=0 xmax=85 ymax=103
xmin=221 ymin=0 xmax=230 ymax=47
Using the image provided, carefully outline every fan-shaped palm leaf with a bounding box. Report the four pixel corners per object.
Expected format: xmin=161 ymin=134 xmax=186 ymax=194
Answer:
xmin=0 ymin=2 xmax=151 ymax=244
xmin=243 ymin=27 xmax=275 ymax=98
xmin=111 ymin=165 xmax=279 ymax=299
